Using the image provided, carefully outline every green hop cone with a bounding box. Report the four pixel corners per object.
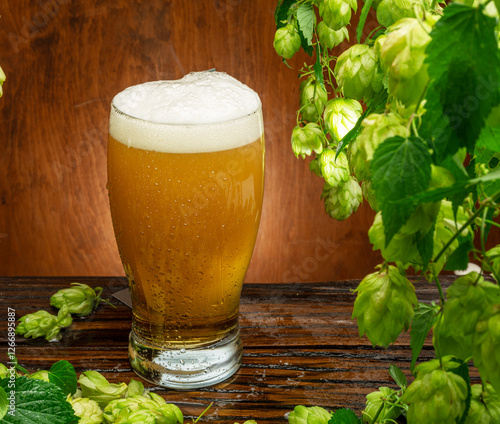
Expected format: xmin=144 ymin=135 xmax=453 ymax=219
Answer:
xmin=0 ymin=66 xmax=5 ymax=97
xmin=16 ymin=304 xmax=72 ymax=341
xmin=484 ymin=245 xmax=500 ymax=282
xmin=349 ymin=112 xmax=409 ymax=181
xmin=291 ymin=123 xmax=325 ymax=159
xmin=273 ymin=23 xmax=301 ymax=60
xmin=317 ymin=21 xmax=349 ymax=50
xmin=299 ymin=77 xmax=328 ymax=123
xmin=69 ymin=396 xmax=104 ymax=424
xmin=78 ymin=370 xmax=128 ymax=408
xmin=104 ymin=394 xmax=165 ymax=422
xmin=334 ymin=44 xmax=384 ymax=101
xmin=29 ymin=370 xmax=50 ymax=382
xmin=402 ymin=357 xmax=468 ymax=424
xmin=319 ymin=150 xmax=350 ymax=187
xmin=361 ymin=179 xmax=379 ymax=211
xmin=465 ymin=383 xmax=500 ymax=424
xmin=361 ymin=387 xmax=402 ymax=423
xmin=376 ymin=0 xmax=423 ymax=27
xmin=124 ymin=378 xmax=145 ymax=398
xmin=377 ymin=18 xmax=432 ymax=106
xmin=323 ymin=98 xmax=362 ymax=144
xmin=288 ymin=405 xmax=331 ymax=424
xmin=50 ymin=283 xmax=103 ymax=317
xmin=0 ymin=364 xmax=8 ymax=379
xmin=352 ymin=265 xmax=417 ymax=348
xmin=319 ymin=0 xmax=357 ymax=30
xmin=433 ymin=272 xmax=500 ymax=361
xmin=473 ymin=304 xmax=500 ymax=394
xmin=321 ymin=177 xmax=362 ymax=221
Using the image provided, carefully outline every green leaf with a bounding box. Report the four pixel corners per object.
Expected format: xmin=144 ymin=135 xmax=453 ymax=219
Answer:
xmin=356 ymin=0 xmax=374 ymax=43
xmin=389 ymin=364 xmax=407 ymax=390
xmin=410 ymin=303 xmax=439 ymax=372
xmin=416 ymin=224 xmax=435 ymax=271
xmin=371 ymin=136 xmax=432 ymax=245
xmin=477 ymin=124 xmax=500 ymax=152
xmin=448 ymin=358 xmax=471 ymax=424
xmin=297 ymin=3 xmax=314 ymax=46
xmin=48 ymin=360 xmax=77 ymax=397
xmin=0 ymin=376 xmax=78 ymax=424
xmin=420 ymin=3 xmax=500 ymax=162
xmin=328 ymin=408 xmax=361 ymax=424
xmin=275 ymin=0 xmax=296 ymax=29
xmin=0 ymin=385 xmax=8 ymax=420
xmin=443 ymin=236 xmax=474 ymax=271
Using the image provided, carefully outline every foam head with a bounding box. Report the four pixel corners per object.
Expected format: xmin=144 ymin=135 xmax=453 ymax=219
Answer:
xmin=109 ymin=71 xmax=263 ymax=153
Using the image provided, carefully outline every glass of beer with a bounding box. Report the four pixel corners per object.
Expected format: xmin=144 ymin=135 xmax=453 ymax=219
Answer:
xmin=107 ymin=71 xmax=264 ymax=388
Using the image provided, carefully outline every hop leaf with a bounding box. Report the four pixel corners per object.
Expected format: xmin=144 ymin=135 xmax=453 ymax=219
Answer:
xmin=78 ymin=370 xmax=128 ymax=408
xmin=402 ymin=357 xmax=468 ymax=424
xmin=50 ymin=283 xmax=102 ymax=317
xmin=334 ymin=44 xmax=384 ymax=101
xmin=69 ymin=396 xmax=104 ymax=424
xmin=319 ymin=0 xmax=357 ymax=31
xmin=472 ymin=304 xmax=500 ymax=395
xmin=291 ymin=123 xmax=325 ymax=159
xmin=323 ymin=98 xmax=362 ymax=144
xmin=274 ymin=23 xmax=302 ymax=60
xmin=352 ymin=265 xmax=417 ymax=348
xmin=16 ymin=304 xmax=73 ymax=342
xmin=322 ymin=177 xmax=362 ymax=221
xmin=464 ymin=383 xmax=500 ymax=424
xmin=362 ymin=387 xmax=402 ymax=423
xmin=288 ymin=405 xmax=331 ymax=424
xmin=299 ymin=77 xmax=328 ymax=123
xmin=319 ymin=150 xmax=350 ymax=187
xmin=377 ymin=18 xmax=432 ymax=106
xmin=317 ymin=21 xmax=349 ymax=50
xmin=349 ymin=113 xmax=409 ymax=181
xmin=434 ymin=272 xmax=500 ymax=361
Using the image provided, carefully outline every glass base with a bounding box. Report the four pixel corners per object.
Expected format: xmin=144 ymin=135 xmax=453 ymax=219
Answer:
xmin=128 ymin=326 xmax=242 ymax=389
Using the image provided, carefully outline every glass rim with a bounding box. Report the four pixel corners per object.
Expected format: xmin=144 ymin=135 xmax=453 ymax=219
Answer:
xmin=110 ymin=98 xmax=263 ymax=128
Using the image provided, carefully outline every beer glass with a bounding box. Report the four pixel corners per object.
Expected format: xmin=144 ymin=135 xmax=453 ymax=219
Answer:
xmin=107 ymin=71 xmax=264 ymax=388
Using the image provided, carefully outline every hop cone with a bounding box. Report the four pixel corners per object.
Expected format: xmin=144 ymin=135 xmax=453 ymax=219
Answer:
xmin=291 ymin=123 xmax=325 ymax=159
xmin=402 ymin=357 xmax=468 ymax=424
xmin=334 ymin=44 xmax=384 ymax=101
xmin=69 ymin=397 xmax=104 ymax=424
xmin=361 ymin=179 xmax=379 ymax=211
xmin=322 ymin=177 xmax=362 ymax=221
xmin=433 ymin=272 xmax=500 ymax=361
xmin=317 ymin=21 xmax=349 ymax=50
xmin=273 ymin=23 xmax=301 ymax=60
xmin=349 ymin=112 xmax=408 ymax=181
xmin=0 ymin=66 xmax=5 ymax=97
xmin=50 ymin=283 xmax=101 ymax=317
xmin=78 ymin=370 xmax=128 ymax=408
xmin=377 ymin=18 xmax=432 ymax=106
xmin=376 ymin=0 xmax=422 ymax=27
xmin=319 ymin=150 xmax=350 ymax=187
xmin=323 ymin=98 xmax=362 ymax=144
xmin=319 ymin=0 xmax=357 ymax=31
xmin=299 ymin=77 xmax=328 ymax=123
xmin=16 ymin=304 xmax=72 ymax=341
xmin=465 ymin=383 xmax=500 ymax=424
xmin=288 ymin=405 xmax=331 ymax=424
xmin=473 ymin=304 xmax=500 ymax=394
xmin=352 ymin=265 xmax=417 ymax=348
xmin=362 ymin=387 xmax=402 ymax=423
xmin=484 ymin=245 xmax=500 ymax=282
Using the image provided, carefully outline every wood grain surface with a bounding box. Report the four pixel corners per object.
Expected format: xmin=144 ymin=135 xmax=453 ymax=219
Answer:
xmin=0 ymin=0 xmax=384 ymax=281
xmin=0 ymin=276 xmax=480 ymax=423
xmin=0 ymin=1 xmax=497 ymax=282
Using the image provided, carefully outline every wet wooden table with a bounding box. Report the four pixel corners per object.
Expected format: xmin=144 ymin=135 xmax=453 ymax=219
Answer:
xmin=0 ymin=276 xmax=463 ymax=423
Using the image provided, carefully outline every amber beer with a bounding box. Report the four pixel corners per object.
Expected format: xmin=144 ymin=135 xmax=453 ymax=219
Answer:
xmin=107 ymin=71 xmax=264 ymax=388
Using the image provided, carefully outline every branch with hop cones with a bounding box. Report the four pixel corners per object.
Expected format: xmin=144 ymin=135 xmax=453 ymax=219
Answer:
xmin=274 ymin=0 xmax=500 ymax=422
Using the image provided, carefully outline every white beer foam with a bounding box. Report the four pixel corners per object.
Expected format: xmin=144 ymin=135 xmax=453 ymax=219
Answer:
xmin=110 ymin=71 xmax=263 ymax=153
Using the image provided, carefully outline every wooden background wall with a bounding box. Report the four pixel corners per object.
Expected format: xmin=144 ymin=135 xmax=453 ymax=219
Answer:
xmin=0 ymin=0 xmax=462 ymax=282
